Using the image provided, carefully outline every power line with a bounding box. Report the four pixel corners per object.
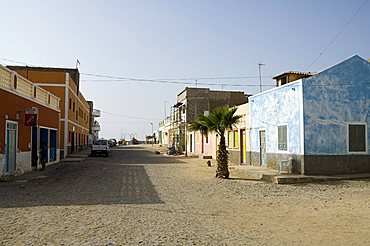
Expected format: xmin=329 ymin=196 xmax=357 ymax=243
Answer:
xmin=153 ymin=76 xmax=273 ymax=80
xmin=81 ymin=73 xmax=276 ymax=87
xmin=99 ymin=122 xmax=152 ymax=125
xmin=0 ymin=57 xmax=30 ymax=66
xmin=81 ymin=78 xmax=276 ymax=88
xmin=101 ymin=110 xmax=161 ymax=121
xmin=0 ymin=57 xmax=79 ymax=69
xmin=0 ymin=56 xmax=276 ymax=87
xmin=306 ymin=0 xmax=369 ymax=70
xmin=81 ymin=72 xmax=273 ymax=81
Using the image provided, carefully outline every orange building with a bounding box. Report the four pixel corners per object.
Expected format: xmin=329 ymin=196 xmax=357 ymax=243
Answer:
xmin=8 ymin=66 xmax=91 ymax=158
xmin=0 ymin=65 xmax=60 ymax=178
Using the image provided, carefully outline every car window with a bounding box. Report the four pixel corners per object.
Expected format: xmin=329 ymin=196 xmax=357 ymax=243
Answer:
xmin=95 ymin=140 xmax=107 ymax=145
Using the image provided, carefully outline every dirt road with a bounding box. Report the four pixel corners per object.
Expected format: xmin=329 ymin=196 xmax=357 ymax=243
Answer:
xmin=1 ymin=145 xmax=369 ymax=245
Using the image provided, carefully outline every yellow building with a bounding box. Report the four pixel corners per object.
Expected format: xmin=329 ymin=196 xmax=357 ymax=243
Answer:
xmin=7 ymin=66 xmax=91 ymax=158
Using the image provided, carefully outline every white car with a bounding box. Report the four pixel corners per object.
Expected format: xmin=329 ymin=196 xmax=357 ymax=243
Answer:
xmin=91 ymin=139 xmax=110 ymax=157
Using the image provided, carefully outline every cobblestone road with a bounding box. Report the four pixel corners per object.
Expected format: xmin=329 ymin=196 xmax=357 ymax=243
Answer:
xmin=1 ymin=145 xmax=370 ymax=245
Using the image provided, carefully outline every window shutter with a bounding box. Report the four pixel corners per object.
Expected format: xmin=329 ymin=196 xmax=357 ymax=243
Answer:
xmin=278 ymin=125 xmax=287 ymax=151
xmin=349 ymin=125 xmax=366 ymax=152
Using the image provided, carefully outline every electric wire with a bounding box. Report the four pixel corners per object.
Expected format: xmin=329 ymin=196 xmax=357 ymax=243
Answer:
xmin=101 ymin=110 xmax=161 ymax=121
xmin=80 ymin=73 xmax=276 ymax=87
xmin=306 ymin=0 xmax=369 ymax=70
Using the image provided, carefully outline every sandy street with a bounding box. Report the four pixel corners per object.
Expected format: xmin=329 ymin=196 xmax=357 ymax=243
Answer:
xmin=1 ymin=145 xmax=369 ymax=245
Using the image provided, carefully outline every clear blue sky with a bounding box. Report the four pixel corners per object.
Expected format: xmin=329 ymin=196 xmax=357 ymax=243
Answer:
xmin=1 ymin=0 xmax=369 ymax=140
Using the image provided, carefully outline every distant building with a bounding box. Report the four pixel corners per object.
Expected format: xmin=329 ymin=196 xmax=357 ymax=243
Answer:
xmin=87 ymin=101 xmax=101 ymax=143
xmin=7 ymin=66 xmax=91 ymax=158
xmin=249 ymin=55 xmax=370 ymax=175
xmin=171 ymin=87 xmax=248 ymax=155
xmin=158 ymin=116 xmax=171 ymax=147
xmin=0 ymin=65 xmax=60 ymax=178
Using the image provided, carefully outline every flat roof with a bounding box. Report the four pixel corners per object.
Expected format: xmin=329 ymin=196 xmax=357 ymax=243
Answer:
xmin=272 ymin=71 xmax=315 ymax=80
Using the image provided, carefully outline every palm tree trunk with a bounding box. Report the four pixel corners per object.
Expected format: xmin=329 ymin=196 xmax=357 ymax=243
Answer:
xmin=216 ymin=135 xmax=229 ymax=178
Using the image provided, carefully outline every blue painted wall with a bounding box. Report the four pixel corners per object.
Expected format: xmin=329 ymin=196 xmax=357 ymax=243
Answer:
xmin=249 ymin=82 xmax=303 ymax=155
xmin=303 ymin=55 xmax=370 ymax=155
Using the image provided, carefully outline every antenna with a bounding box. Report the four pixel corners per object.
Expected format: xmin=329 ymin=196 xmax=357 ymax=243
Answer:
xmin=258 ymin=63 xmax=265 ymax=92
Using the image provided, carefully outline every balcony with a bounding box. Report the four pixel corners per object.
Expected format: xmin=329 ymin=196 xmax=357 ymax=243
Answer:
xmin=91 ymin=124 xmax=101 ymax=131
xmin=92 ymin=109 xmax=101 ymax=117
xmin=0 ymin=65 xmax=60 ymax=111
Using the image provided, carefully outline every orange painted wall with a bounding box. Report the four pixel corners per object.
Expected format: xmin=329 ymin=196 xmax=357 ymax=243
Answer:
xmin=0 ymin=89 xmax=59 ymax=153
xmin=11 ymin=69 xmax=91 ymax=150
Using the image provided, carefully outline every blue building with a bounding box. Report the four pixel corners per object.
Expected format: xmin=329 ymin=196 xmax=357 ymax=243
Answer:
xmin=249 ymin=55 xmax=370 ymax=175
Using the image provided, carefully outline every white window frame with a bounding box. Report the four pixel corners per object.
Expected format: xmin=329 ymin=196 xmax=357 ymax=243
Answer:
xmin=347 ymin=122 xmax=367 ymax=154
xmin=277 ymin=124 xmax=288 ymax=152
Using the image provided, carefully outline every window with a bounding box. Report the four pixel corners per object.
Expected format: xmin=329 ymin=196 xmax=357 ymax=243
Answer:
xmin=73 ymin=101 xmax=75 ymax=112
xmin=227 ymin=131 xmax=232 ymax=147
xmin=233 ymin=130 xmax=239 ymax=148
xmin=349 ymin=124 xmax=366 ymax=152
xmin=278 ymin=76 xmax=288 ymax=86
xmin=69 ymin=98 xmax=72 ymax=109
xmin=278 ymin=125 xmax=287 ymax=151
xmin=205 ymin=133 xmax=209 ymax=144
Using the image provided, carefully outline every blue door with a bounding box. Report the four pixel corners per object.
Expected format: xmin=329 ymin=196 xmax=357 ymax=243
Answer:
xmin=32 ymin=126 xmax=38 ymax=167
xmin=49 ymin=130 xmax=57 ymax=162
xmin=5 ymin=122 xmax=17 ymax=175
xmin=40 ymin=128 xmax=49 ymax=164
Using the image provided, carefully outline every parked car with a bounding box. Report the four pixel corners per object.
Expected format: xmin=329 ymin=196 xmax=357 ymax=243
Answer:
xmin=108 ymin=139 xmax=115 ymax=147
xmin=91 ymin=139 xmax=110 ymax=157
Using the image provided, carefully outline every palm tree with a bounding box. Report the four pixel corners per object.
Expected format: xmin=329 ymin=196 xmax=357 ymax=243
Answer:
xmin=189 ymin=105 xmax=242 ymax=178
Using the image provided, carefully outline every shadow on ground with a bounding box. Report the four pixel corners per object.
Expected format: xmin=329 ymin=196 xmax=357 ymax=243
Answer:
xmin=0 ymin=146 xmax=182 ymax=208
xmin=106 ymin=146 xmax=186 ymax=165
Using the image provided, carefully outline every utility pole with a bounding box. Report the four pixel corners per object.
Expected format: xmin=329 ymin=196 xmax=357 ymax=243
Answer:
xmin=258 ymin=63 xmax=265 ymax=93
xmin=150 ymin=122 xmax=153 ymax=146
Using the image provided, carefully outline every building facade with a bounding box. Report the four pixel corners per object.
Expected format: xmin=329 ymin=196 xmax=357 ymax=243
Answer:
xmin=8 ymin=66 xmax=91 ymax=158
xmin=249 ymin=55 xmax=370 ymax=175
xmin=158 ymin=116 xmax=171 ymax=147
xmin=176 ymin=87 xmax=248 ymax=156
xmin=226 ymin=103 xmax=250 ymax=165
xmin=0 ymin=65 xmax=60 ymax=178
xmin=87 ymin=101 xmax=101 ymax=143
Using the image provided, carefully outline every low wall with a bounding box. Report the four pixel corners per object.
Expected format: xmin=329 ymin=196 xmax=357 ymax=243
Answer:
xmin=248 ymin=151 xmax=303 ymax=174
xmin=0 ymin=149 xmax=61 ymax=178
xmin=228 ymin=150 xmax=240 ymax=165
xmin=304 ymin=155 xmax=370 ymax=175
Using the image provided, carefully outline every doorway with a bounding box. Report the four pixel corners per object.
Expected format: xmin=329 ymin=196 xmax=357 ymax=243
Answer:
xmin=240 ymin=130 xmax=247 ymax=164
xmin=5 ymin=121 xmax=17 ymax=175
xmin=201 ymin=134 xmax=204 ymax=153
xmin=71 ymin=132 xmax=75 ymax=153
xmin=259 ymin=130 xmax=266 ymax=166
xmin=189 ymin=134 xmax=193 ymax=153
xmin=31 ymin=126 xmax=38 ymax=168
xmin=40 ymin=128 xmax=49 ymax=164
xmin=49 ymin=130 xmax=57 ymax=162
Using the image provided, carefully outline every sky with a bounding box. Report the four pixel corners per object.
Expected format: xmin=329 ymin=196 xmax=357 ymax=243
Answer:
xmin=1 ymin=0 xmax=369 ymax=140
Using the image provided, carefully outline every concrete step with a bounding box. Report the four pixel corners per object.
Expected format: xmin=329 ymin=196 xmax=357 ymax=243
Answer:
xmin=261 ymin=173 xmax=370 ymax=184
xmin=231 ymin=165 xmax=279 ymax=180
